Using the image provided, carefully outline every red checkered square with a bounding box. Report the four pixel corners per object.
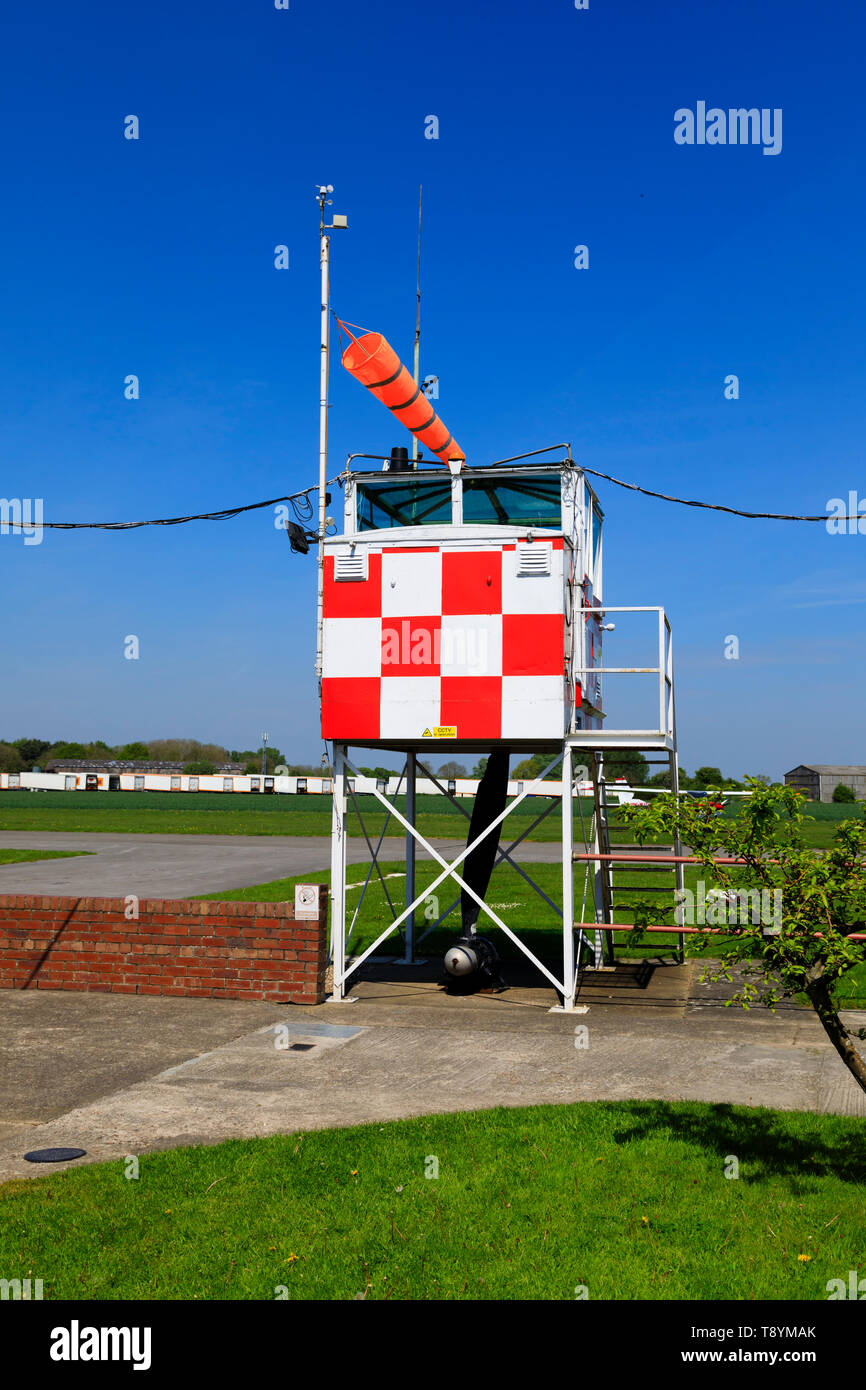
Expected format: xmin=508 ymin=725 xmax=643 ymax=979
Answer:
xmin=323 ymin=552 xmax=382 ymax=619
xmin=381 ymin=617 xmax=441 ymax=677
xmin=321 ymin=677 xmax=380 ymax=739
xmin=502 ymin=614 xmax=564 ymax=677
xmin=440 ymin=676 xmax=501 ymax=739
xmin=442 ymin=550 xmax=501 ymax=615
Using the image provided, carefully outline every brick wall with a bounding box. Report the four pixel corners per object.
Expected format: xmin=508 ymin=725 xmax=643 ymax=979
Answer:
xmin=0 ymin=892 xmax=328 ymax=1004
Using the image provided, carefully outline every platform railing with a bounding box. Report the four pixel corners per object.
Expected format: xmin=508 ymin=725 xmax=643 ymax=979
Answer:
xmin=574 ymin=606 xmax=674 ymax=747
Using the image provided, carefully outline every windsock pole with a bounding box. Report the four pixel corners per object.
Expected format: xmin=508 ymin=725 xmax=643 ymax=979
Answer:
xmin=315 ymin=185 xmax=348 ymax=684
xmin=412 ymin=184 xmax=422 ymax=467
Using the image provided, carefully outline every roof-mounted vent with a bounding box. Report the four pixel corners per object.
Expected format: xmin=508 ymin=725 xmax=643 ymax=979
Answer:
xmin=517 ymin=542 xmax=551 ymax=576
xmin=334 ymin=551 xmax=369 ymax=582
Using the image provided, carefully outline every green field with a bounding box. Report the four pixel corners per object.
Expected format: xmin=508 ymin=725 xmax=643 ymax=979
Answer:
xmin=0 ymin=848 xmax=91 ymax=866
xmin=1 ymin=1102 xmax=862 ymax=1300
xmin=0 ymin=789 xmax=565 ymax=840
xmin=0 ymin=789 xmax=857 ymax=847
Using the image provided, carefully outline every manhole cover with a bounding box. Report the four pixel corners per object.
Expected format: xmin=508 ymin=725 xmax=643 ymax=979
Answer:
xmin=24 ymin=1147 xmax=87 ymax=1164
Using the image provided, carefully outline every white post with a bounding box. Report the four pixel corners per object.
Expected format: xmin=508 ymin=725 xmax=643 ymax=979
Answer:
xmin=329 ymin=743 xmax=347 ymax=997
xmin=315 ymin=219 xmax=330 ymax=685
xmin=561 ymin=742 xmax=576 ymax=1009
xmin=591 ymin=756 xmax=605 ymax=968
xmin=412 ymin=184 xmax=422 ymax=466
xmin=401 ymin=752 xmax=417 ymax=962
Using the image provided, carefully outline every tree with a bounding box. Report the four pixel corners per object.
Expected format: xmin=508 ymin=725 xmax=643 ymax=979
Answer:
xmin=602 ymin=750 xmax=650 ymax=788
xmin=47 ymin=742 xmax=89 ymax=760
xmin=0 ymin=743 xmax=24 ymax=773
xmin=620 ymin=780 xmax=866 ymax=1094
xmin=119 ymin=742 xmax=151 ymax=761
xmin=437 ymin=761 xmax=468 ymax=779
xmin=11 ymin=738 xmax=52 ymax=768
xmin=147 ymin=739 xmax=229 ymax=764
xmin=256 ymin=746 xmax=285 ymax=773
xmin=833 ymin=783 xmax=856 ymax=804
xmin=471 ymin=757 xmax=489 ymax=779
xmin=512 ymin=754 xmax=561 ymax=781
xmin=184 ymin=761 xmax=216 ymax=774
xmin=692 ymin=766 xmax=725 ymax=788
xmin=647 ymin=768 xmax=675 ymax=789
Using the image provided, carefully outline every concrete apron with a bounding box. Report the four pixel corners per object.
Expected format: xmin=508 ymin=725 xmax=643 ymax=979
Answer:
xmin=1 ymin=960 xmax=864 ymax=1184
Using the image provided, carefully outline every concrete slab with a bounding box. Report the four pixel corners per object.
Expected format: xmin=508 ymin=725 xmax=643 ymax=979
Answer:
xmin=1 ymin=963 xmax=864 ymax=1184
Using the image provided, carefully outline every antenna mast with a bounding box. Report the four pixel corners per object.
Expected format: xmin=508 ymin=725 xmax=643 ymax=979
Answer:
xmin=412 ymin=184 xmax=422 ymax=467
xmin=315 ymin=184 xmax=347 ymax=684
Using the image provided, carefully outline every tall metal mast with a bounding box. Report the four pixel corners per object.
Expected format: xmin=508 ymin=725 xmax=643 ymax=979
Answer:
xmin=412 ymin=184 xmax=422 ymax=467
xmin=315 ymin=185 xmax=347 ymax=684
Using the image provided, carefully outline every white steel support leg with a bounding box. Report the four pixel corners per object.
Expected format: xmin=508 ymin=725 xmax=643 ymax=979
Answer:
xmin=398 ymin=752 xmax=424 ymax=964
xmin=590 ymin=756 xmax=605 ymax=968
xmin=329 ymin=743 xmax=347 ymax=999
xmin=561 ymin=743 xmax=576 ymax=1010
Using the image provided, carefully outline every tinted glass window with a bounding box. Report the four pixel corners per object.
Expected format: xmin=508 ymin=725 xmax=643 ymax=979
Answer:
xmin=357 ymin=478 xmax=452 ymax=531
xmin=462 ymin=475 xmax=561 ymax=527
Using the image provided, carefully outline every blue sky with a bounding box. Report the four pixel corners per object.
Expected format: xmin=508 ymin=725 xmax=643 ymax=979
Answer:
xmin=1 ymin=0 xmax=864 ymax=779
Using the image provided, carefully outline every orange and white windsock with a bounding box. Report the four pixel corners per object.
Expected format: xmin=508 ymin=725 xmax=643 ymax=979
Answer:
xmin=341 ymin=330 xmax=465 ymax=468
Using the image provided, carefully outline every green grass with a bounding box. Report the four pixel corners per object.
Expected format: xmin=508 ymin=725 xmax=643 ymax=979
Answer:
xmin=0 ymin=848 xmax=91 ymax=866
xmin=0 ymin=788 xmax=855 ymax=846
xmin=0 ymin=790 xmax=570 ymax=841
xmin=1 ymin=1102 xmax=862 ymax=1300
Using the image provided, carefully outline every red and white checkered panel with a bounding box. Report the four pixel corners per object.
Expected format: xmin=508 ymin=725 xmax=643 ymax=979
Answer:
xmin=322 ymin=542 xmax=566 ymax=741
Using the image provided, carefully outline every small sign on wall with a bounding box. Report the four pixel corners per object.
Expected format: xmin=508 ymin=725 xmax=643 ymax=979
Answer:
xmin=294 ymin=885 xmax=320 ymax=920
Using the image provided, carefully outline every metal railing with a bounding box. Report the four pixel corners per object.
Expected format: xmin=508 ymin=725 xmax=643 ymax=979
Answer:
xmin=574 ymin=606 xmax=674 ymax=745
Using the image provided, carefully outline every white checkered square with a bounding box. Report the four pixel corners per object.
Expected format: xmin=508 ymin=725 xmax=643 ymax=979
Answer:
xmin=381 ymin=549 xmax=442 ymax=617
xmin=439 ymin=614 xmax=502 ymax=678
xmin=379 ymin=676 xmax=441 ymax=738
xmin=501 ymin=544 xmax=563 ymax=614
xmin=500 ymin=675 xmax=565 ymax=738
xmin=322 ymin=617 xmax=381 ymax=679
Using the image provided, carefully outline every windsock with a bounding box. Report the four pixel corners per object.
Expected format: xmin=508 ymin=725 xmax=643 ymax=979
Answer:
xmin=341 ymin=331 xmax=465 ymax=468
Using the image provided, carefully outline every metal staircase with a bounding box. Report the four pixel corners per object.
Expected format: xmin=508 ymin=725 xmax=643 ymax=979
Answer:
xmin=571 ymin=607 xmax=686 ymax=980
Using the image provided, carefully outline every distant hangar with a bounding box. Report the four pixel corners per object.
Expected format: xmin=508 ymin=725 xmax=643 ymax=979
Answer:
xmin=785 ymin=765 xmax=866 ymax=802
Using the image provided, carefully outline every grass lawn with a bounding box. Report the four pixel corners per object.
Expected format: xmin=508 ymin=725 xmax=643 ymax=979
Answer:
xmin=0 ymin=1101 xmax=862 ymax=1300
xmin=0 ymin=790 xmax=858 ymax=847
xmin=0 ymin=848 xmax=91 ymax=866
xmin=0 ymin=790 xmax=569 ymax=842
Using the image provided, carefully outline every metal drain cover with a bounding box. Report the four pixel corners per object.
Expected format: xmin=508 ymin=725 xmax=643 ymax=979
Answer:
xmin=24 ymin=1147 xmax=87 ymax=1163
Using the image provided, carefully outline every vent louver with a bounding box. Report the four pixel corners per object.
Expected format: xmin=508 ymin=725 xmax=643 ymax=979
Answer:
xmin=516 ymin=542 xmax=551 ymax=576
xmin=334 ymin=551 xmax=369 ymax=582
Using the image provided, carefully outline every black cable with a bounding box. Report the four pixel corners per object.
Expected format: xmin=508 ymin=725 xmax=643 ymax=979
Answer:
xmin=578 ymin=465 xmax=857 ymax=523
xmin=40 ymin=491 xmax=315 ymax=531
xmin=1 ymin=484 xmax=326 ymax=532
